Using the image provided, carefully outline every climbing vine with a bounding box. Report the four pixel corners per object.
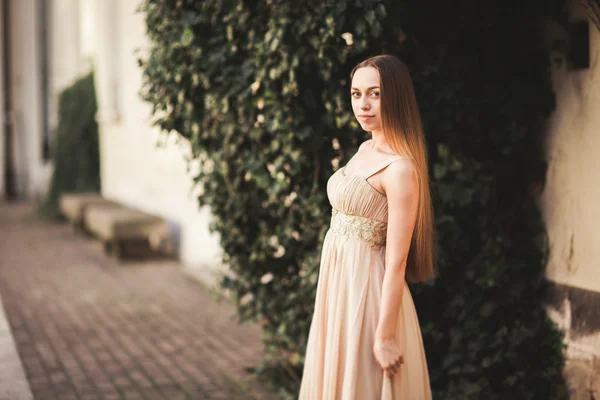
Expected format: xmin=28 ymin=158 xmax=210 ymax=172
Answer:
xmin=139 ymin=1 xmax=568 ymax=398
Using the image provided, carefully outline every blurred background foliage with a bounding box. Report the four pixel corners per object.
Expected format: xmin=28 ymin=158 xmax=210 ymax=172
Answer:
xmin=139 ymin=0 xmax=569 ymax=398
xmin=40 ymin=72 xmax=101 ymax=218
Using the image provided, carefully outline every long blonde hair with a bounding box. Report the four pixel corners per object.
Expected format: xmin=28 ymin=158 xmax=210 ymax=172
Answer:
xmin=351 ymin=55 xmax=436 ymax=283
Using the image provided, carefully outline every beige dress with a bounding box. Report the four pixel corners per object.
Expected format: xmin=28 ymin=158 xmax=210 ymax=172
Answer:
xmin=298 ymin=156 xmax=432 ymax=400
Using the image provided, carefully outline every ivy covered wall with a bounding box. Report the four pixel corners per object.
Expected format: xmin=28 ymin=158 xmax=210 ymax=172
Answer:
xmin=139 ymin=1 xmax=568 ymax=398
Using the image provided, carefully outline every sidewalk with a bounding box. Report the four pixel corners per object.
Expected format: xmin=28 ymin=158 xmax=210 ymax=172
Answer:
xmin=0 ymin=202 xmax=276 ymax=400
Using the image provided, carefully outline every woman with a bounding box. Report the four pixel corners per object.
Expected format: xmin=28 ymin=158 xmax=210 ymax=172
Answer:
xmin=298 ymin=55 xmax=435 ymax=399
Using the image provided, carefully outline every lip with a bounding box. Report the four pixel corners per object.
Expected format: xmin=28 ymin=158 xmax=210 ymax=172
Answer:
xmin=358 ymin=115 xmax=375 ymax=121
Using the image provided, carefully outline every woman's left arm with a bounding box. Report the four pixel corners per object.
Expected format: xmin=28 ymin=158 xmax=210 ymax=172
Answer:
xmin=373 ymin=159 xmax=419 ymax=376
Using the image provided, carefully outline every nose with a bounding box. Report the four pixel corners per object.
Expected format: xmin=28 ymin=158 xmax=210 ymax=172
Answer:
xmin=359 ymin=96 xmax=370 ymax=111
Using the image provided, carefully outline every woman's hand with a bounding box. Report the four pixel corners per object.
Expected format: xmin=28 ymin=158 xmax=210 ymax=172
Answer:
xmin=373 ymin=338 xmax=404 ymax=378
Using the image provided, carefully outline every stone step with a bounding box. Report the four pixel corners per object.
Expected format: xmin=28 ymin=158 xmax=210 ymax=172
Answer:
xmin=59 ymin=193 xmax=120 ymax=231
xmin=83 ymin=205 xmax=171 ymax=259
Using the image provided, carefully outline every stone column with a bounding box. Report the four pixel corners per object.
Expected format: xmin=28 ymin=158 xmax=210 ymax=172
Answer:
xmin=48 ymin=0 xmax=82 ymax=130
xmin=91 ymin=0 xmax=120 ymax=124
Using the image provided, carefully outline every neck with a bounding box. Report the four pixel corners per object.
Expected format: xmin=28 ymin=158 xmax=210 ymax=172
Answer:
xmin=370 ymin=130 xmax=387 ymax=149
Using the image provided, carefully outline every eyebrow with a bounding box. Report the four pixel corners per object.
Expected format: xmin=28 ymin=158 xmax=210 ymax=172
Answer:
xmin=351 ymin=86 xmax=380 ymax=91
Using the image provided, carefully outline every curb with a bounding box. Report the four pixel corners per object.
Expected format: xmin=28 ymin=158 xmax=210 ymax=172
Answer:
xmin=0 ymin=293 xmax=33 ymax=400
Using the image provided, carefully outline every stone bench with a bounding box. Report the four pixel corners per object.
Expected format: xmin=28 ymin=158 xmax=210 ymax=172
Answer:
xmin=83 ymin=205 xmax=171 ymax=259
xmin=59 ymin=193 xmax=121 ymax=231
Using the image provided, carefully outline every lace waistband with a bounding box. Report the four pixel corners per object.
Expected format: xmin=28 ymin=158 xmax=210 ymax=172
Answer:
xmin=329 ymin=208 xmax=387 ymax=248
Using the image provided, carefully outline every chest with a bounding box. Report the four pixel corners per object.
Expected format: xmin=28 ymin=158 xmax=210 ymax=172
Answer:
xmin=326 ymin=169 xmax=389 ymax=223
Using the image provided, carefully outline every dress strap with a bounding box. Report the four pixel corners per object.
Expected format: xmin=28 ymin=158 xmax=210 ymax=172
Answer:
xmin=363 ymin=156 xmax=406 ymax=180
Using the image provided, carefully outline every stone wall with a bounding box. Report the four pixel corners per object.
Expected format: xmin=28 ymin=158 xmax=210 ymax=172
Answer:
xmin=541 ymin=3 xmax=600 ymax=398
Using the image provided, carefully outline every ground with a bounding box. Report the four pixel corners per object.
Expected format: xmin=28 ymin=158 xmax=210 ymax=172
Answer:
xmin=0 ymin=202 xmax=277 ymax=400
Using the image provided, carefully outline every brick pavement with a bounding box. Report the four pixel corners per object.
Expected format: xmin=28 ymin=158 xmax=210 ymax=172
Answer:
xmin=0 ymin=203 xmax=278 ymax=400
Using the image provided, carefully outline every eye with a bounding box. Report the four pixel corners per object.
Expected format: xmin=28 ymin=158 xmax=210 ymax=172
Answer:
xmin=351 ymin=91 xmax=361 ymax=98
xmin=370 ymin=91 xmax=380 ymax=98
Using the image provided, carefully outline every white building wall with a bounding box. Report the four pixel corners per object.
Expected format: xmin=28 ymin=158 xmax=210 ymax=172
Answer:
xmin=48 ymin=0 xmax=85 ymax=130
xmin=541 ymin=6 xmax=600 ymax=397
xmin=542 ymin=14 xmax=600 ymax=300
xmin=0 ymin=0 xmax=89 ymax=201
xmin=93 ymin=0 xmax=222 ymax=275
xmin=7 ymin=0 xmax=49 ymax=199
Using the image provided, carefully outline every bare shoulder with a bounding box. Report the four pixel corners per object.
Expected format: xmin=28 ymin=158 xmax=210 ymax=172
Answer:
xmin=384 ymin=157 xmax=416 ymax=180
xmin=357 ymin=139 xmax=373 ymax=152
xmin=382 ymin=158 xmax=418 ymax=196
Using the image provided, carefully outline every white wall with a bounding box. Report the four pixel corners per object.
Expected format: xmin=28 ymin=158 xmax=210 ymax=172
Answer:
xmin=1 ymin=0 xmax=92 ymax=201
xmin=78 ymin=0 xmax=94 ymax=65
xmin=542 ymin=13 xmax=600 ymax=294
xmin=541 ymin=7 xmax=600 ymax=395
xmin=48 ymin=0 xmax=86 ymax=131
xmin=8 ymin=0 xmax=50 ymax=199
xmin=94 ymin=0 xmax=222 ymax=273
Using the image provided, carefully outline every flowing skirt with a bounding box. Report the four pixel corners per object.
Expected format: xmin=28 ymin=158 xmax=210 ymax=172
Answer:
xmin=298 ymin=230 xmax=432 ymax=399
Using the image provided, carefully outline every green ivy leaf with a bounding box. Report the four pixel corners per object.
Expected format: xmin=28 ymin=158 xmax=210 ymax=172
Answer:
xmin=180 ymin=28 xmax=194 ymax=47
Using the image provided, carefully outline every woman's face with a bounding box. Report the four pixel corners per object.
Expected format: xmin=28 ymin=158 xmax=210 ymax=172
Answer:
xmin=351 ymin=67 xmax=382 ymax=133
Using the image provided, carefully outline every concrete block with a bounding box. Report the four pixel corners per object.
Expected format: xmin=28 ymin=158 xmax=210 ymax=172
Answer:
xmin=59 ymin=193 xmax=120 ymax=228
xmin=83 ymin=205 xmax=170 ymax=258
